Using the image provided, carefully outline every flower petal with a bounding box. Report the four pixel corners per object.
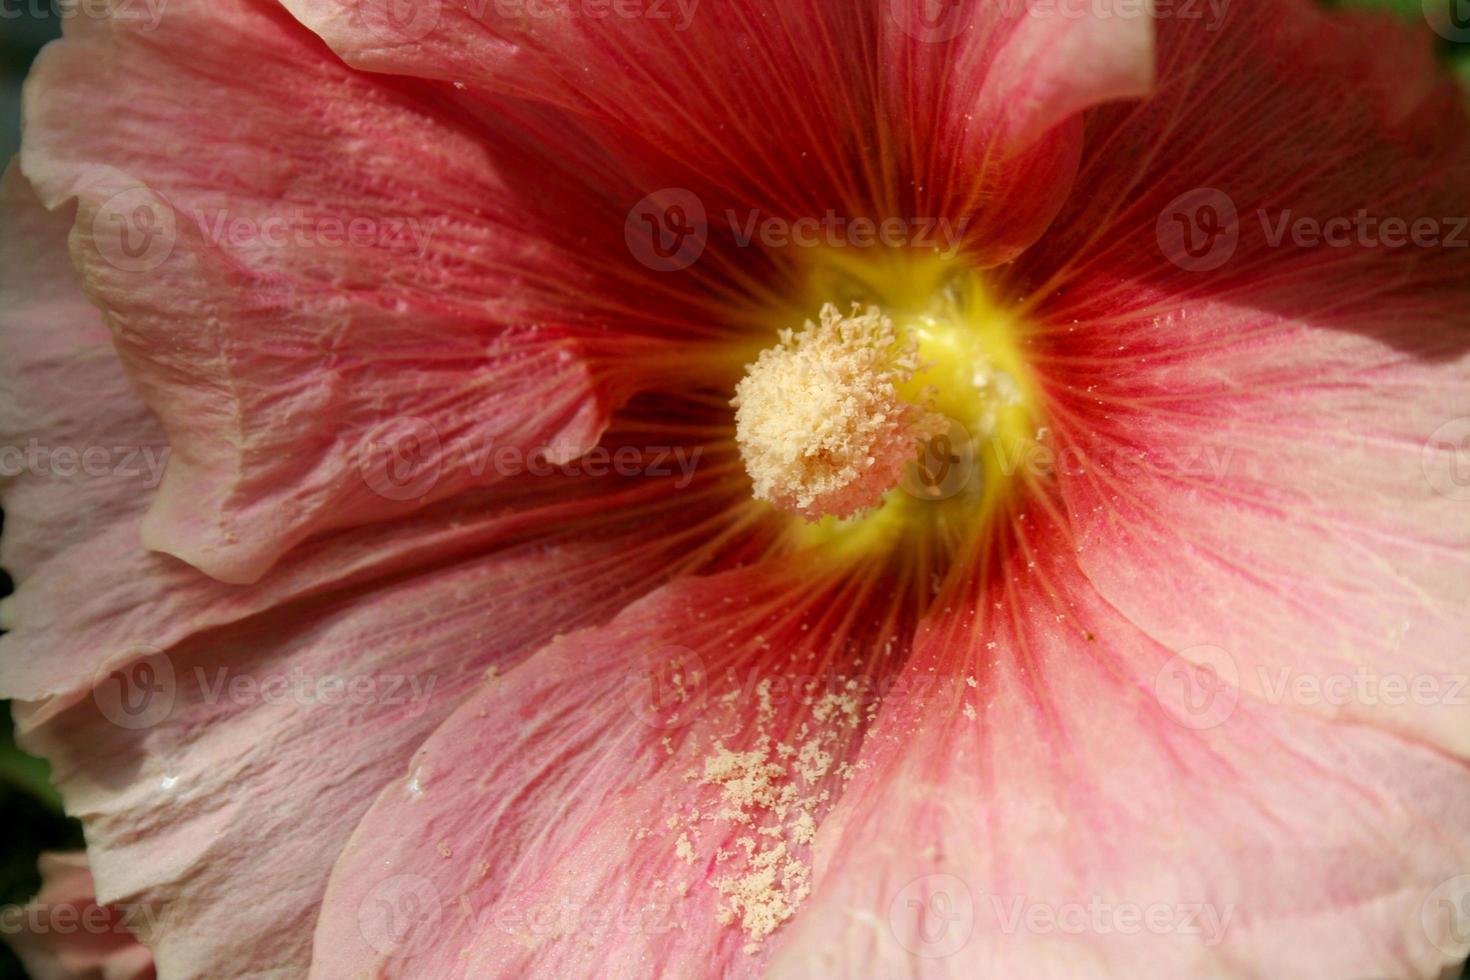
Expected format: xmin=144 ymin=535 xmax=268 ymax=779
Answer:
xmin=768 ymin=500 xmax=1470 ymax=978
xmin=0 ymin=164 xmax=163 ymax=588
xmin=305 ymin=554 xmax=924 ymax=978
xmin=17 ymin=460 xmax=751 ymax=980
xmin=1011 ymin=0 xmax=1470 ymax=754
xmin=19 ymin=0 xmax=677 ymax=584
xmin=881 ymin=0 xmax=1154 ymax=264
xmin=4 ymin=143 xmax=757 ymax=979
xmin=0 ymin=164 xmax=182 ymax=709
xmin=281 ymin=0 xmax=1153 ymax=266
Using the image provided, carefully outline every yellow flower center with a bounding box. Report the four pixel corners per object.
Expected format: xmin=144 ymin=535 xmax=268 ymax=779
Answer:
xmin=732 ymin=249 xmax=1042 ymax=558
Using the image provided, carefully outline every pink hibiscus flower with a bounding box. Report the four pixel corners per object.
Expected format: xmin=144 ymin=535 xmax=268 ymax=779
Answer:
xmin=3 ymin=0 xmax=1469 ymax=977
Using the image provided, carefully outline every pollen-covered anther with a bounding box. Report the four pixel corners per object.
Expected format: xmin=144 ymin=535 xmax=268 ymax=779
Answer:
xmin=732 ymin=303 xmax=945 ymax=520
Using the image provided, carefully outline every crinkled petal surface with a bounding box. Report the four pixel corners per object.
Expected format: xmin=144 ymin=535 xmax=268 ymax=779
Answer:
xmin=0 ymin=167 xmax=761 ymax=978
xmin=5 ymin=0 xmax=1470 ymax=978
xmin=19 ymin=0 xmax=689 ymax=584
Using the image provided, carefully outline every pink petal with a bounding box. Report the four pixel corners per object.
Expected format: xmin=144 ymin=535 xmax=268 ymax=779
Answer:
xmin=768 ymin=500 xmax=1470 ymax=978
xmin=0 ymin=165 xmax=181 ymax=708
xmin=305 ymin=555 xmax=924 ymax=978
xmin=882 ymin=0 xmax=1154 ymax=264
xmin=282 ymin=1 xmax=1152 ymax=266
xmin=2 ymin=851 xmax=155 ymax=980
xmin=5 ymin=138 xmax=761 ymax=979
xmin=19 ymin=1 xmax=678 ymax=584
xmin=6 ymin=413 xmax=755 ymax=980
xmin=0 ymin=165 xmax=164 ymax=587
xmin=1007 ymin=0 xmax=1470 ymax=754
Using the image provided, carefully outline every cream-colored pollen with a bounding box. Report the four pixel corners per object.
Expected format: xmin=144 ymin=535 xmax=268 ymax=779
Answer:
xmin=731 ymin=303 xmax=943 ymax=520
